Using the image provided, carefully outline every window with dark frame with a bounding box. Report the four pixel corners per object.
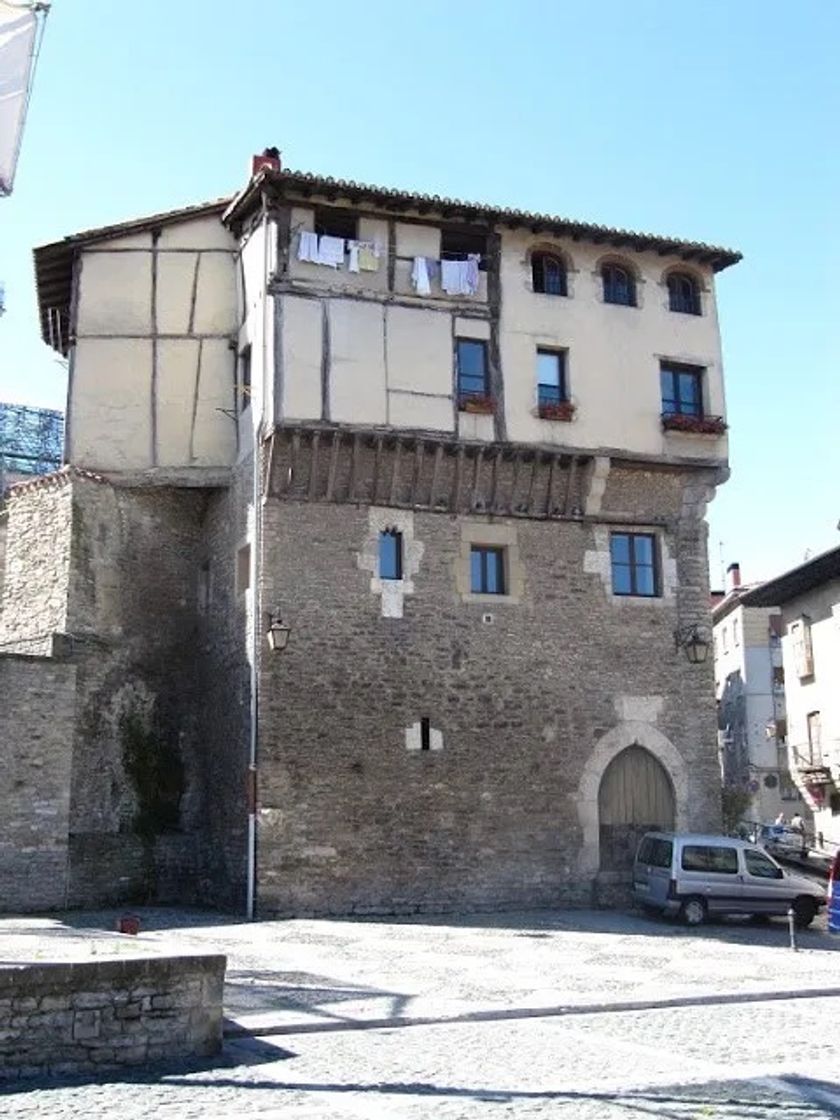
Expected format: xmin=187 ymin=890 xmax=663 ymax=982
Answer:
xmin=378 ymin=529 xmax=403 ymax=581
xmin=537 ymin=349 xmax=567 ymax=406
xmin=441 ymin=228 xmax=487 ymax=270
xmin=314 ymin=206 xmax=358 ymax=242
xmin=420 ymin=717 xmax=431 ymax=751
xmin=609 ymin=532 xmax=659 ymax=597
xmin=602 ymin=263 xmax=636 ymax=306
xmin=660 ymin=362 xmax=704 ymax=417
xmin=456 ymin=338 xmax=489 ymax=399
xmin=532 ymin=252 xmax=567 ymax=296
xmin=238 ymin=344 xmax=252 ymax=413
xmin=667 ymin=272 xmax=700 ymax=315
xmin=470 ymin=545 xmax=505 ymax=595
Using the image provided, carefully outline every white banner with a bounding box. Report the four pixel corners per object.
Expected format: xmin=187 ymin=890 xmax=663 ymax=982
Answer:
xmin=0 ymin=2 xmax=38 ymax=195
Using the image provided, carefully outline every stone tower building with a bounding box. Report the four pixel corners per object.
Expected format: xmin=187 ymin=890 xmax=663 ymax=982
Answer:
xmin=0 ymin=155 xmax=741 ymax=914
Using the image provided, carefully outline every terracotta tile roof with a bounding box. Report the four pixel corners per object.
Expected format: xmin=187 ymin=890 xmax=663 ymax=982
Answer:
xmin=227 ymin=167 xmax=742 ymax=272
xmin=5 ymin=464 xmax=106 ymax=498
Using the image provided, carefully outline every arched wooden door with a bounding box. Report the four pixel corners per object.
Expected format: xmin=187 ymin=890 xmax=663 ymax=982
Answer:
xmin=598 ymin=745 xmax=675 ymax=870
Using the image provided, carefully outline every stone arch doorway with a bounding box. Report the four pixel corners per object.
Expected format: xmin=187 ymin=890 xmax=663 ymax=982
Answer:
xmin=598 ymin=745 xmax=675 ymax=871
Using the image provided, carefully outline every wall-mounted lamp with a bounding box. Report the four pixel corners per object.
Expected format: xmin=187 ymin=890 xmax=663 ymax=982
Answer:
xmin=674 ymin=624 xmax=710 ymax=665
xmin=266 ymin=612 xmax=291 ymax=654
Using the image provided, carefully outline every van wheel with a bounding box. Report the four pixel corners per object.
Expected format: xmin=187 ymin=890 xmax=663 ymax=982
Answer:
xmin=793 ymin=897 xmax=816 ymax=929
xmin=680 ymin=897 xmax=707 ymax=927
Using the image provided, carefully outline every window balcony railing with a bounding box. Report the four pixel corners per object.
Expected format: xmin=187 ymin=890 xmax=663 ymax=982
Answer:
xmin=661 ymin=412 xmax=728 ymax=435
xmin=457 ymin=393 xmax=495 ymax=415
xmin=537 ymin=400 xmax=576 ymax=422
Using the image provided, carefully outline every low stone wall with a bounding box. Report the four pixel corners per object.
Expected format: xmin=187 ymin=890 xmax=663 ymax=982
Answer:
xmin=0 ymin=953 xmax=225 ymax=1079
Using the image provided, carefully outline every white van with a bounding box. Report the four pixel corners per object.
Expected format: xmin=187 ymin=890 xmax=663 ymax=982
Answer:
xmin=633 ymin=832 xmax=826 ymax=927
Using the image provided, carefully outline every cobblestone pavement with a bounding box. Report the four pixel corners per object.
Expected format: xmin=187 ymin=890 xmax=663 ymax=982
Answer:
xmin=2 ymin=907 xmax=840 ymax=1117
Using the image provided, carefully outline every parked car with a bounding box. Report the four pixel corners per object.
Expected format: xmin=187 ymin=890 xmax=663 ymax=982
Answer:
xmin=829 ymin=850 xmax=840 ymax=934
xmin=755 ymin=824 xmax=807 ymax=859
xmin=633 ymin=832 xmax=826 ymax=928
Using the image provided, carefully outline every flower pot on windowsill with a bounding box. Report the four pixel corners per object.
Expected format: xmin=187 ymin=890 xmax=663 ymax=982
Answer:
xmin=537 ymin=401 xmax=576 ymax=422
xmin=661 ymin=412 xmax=727 ymax=436
xmin=458 ymin=394 xmax=495 ymax=415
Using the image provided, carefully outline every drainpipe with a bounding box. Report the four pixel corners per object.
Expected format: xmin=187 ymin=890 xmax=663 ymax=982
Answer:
xmin=245 ymin=193 xmax=271 ymax=920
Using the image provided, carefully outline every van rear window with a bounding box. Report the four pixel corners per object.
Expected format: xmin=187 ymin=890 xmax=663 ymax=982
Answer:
xmin=681 ymin=845 xmax=738 ymax=874
xmin=637 ymin=837 xmax=672 ymax=869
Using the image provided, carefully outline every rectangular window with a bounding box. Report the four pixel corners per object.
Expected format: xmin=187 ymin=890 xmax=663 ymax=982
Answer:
xmin=536 ymin=349 xmax=567 ymax=405
xmin=743 ymin=849 xmax=783 ymax=879
xmin=636 ymin=836 xmax=673 ymax=869
xmin=314 ymin=206 xmax=357 ymax=241
xmin=609 ymin=532 xmax=658 ymax=597
xmin=456 ymin=338 xmax=489 ymax=398
xmin=470 ymin=545 xmax=505 ymax=595
xmin=236 ymin=544 xmax=250 ymax=595
xmin=790 ymin=616 xmax=814 ymax=678
xmin=238 ymin=344 xmax=252 ymax=413
xmin=807 ymin=711 xmax=822 ymax=764
xmin=660 ymin=362 xmax=704 ymax=417
xmin=681 ymin=845 xmax=738 ymax=874
xmin=378 ymin=529 xmax=403 ymax=581
xmin=441 ymin=228 xmax=487 ymax=269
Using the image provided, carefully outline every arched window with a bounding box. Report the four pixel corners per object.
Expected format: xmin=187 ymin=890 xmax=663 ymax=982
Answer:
xmin=532 ymin=252 xmax=567 ymax=296
xmin=602 ymin=263 xmax=636 ymax=307
xmin=667 ymin=272 xmax=700 ymax=315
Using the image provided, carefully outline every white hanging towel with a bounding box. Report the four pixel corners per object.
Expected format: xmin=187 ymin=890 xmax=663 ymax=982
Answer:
xmin=297 ymin=230 xmax=320 ymax=263
xmin=441 ymin=259 xmax=465 ymax=295
xmin=464 ymin=254 xmax=481 ymax=295
xmin=411 ymin=256 xmax=431 ymax=296
xmin=348 ymin=241 xmax=361 ymax=273
xmin=318 ymin=235 xmax=346 ymax=268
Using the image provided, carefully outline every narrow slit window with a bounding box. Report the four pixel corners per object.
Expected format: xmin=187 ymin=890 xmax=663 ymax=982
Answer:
xmin=238 ymin=344 xmax=252 ymax=413
xmin=420 ymin=717 xmax=431 ymax=751
xmin=378 ymin=529 xmax=403 ymax=581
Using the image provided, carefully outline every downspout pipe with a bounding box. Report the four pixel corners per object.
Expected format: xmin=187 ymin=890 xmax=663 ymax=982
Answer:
xmin=245 ymin=192 xmax=271 ymax=921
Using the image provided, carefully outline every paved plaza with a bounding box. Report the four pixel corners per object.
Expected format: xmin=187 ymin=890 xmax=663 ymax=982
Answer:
xmin=2 ymin=906 xmax=840 ymax=1117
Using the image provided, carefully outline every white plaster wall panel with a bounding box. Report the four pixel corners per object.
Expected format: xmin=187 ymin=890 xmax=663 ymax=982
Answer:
xmin=454 ymin=316 xmax=491 ymax=340
xmin=499 ymin=230 xmax=727 ymax=459
xmin=69 ymin=339 xmax=153 ymax=469
xmin=156 ymin=252 xmax=198 ymax=335
xmin=76 ymin=251 xmax=152 ymax=335
xmin=239 ymin=225 xmax=268 ymax=428
xmin=330 ymin=300 xmax=387 ymax=425
xmin=191 ymin=251 xmax=237 ymax=335
xmin=458 ymin=411 xmax=494 ymax=441
xmin=88 ymin=233 xmax=153 ymax=251
xmin=157 ymin=215 xmax=234 ymax=251
xmin=396 ymin=222 xmax=440 ymax=259
xmin=281 ymin=295 xmax=322 ymax=420
xmin=190 ymin=338 xmax=238 ymax=465
xmin=387 ymin=391 xmax=453 ymax=431
xmin=386 ymin=306 xmax=453 ymax=397
xmin=155 ymin=339 xmax=200 ymax=466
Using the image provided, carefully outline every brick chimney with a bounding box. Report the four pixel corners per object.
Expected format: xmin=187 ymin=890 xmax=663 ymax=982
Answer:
xmin=251 ymin=147 xmax=281 ymax=177
xmin=726 ymin=562 xmax=741 ymax=591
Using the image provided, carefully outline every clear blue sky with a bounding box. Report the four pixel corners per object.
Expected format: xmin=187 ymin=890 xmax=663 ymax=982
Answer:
xmin=1 ymin=0 xmax=838 ymax=583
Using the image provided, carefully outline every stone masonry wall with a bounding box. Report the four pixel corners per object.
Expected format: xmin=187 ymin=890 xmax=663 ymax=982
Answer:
xmin=61 ymin=477 xmax=210 ymax=907
xmin=256 ymin=461 xmax=720 ymax=916
xmin=0 ymin=954 xmax=225 ymax=1079
xmin=0 ymin=655 xmax=77 ymax=912
xmin=194 ymin=457 xmax=253 ymax=910
xmin=0 ymin=479 xmax=73 ymax=656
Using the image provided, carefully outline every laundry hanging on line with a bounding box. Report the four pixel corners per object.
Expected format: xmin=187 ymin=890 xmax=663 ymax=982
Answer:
xmin=317 ymin=235 xmax=346 ymax=268
xmin=441 ymin=255 xmax=480 ymax=296
xmin=297 ymin=230 xmax=320 ymax=264
xmin=348 ymin=241 xmax=381 ymax=273
xmin=411 ymin=256 xmax=431 ymax=296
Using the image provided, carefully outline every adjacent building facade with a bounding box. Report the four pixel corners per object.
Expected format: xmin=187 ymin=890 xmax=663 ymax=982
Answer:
xmin=0 ymin=155 xmax=741 ymax=914
xmin=712 ymin=563 xmax=806 ymax=823
xmin=742 ymin=548 xmax=840 ymax=848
